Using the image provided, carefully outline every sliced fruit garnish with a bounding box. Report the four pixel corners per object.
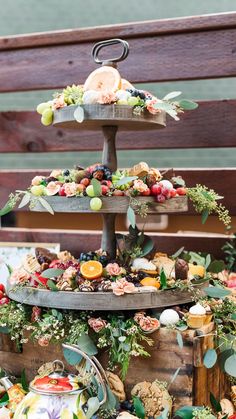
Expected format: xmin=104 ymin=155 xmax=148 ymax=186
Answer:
xmin=80 ymin=260 xmax=103 ymax=280
xmin=188 ymin=263 xmax=205 ymax=278
xmin=140 ymin=277 xmax=160 ymax=289
xmin=121 ymin=78 xmax=134 ymax=90
xmin=83 ymin=66 xmax=121 ymax=92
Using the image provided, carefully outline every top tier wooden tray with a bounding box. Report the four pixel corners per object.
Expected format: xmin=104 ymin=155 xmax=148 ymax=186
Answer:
xmin=53 ymin=104 xmax=166 ymax=130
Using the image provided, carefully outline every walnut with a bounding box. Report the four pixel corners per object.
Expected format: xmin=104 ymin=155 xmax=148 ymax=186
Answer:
xmin=57 ymin=250 xmax=76 ymax=262
xmin=106 ymin=371 xmax=126 ymax=401
xmin=131 ymin=380 xmax=172 ymax=418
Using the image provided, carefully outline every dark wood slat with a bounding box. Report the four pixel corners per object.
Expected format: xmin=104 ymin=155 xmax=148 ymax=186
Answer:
xmin=0 ymin=228 xmax=230 ymax=258
xmin=0 ymin=12 xmax=235 ymax=50
xmin=0 ymin=169 xmax=235 ymax=213
xmin=1 ymin=100 xmax=236 ymax=151
xmin=1 ymin=26 xmax=236 ymax=91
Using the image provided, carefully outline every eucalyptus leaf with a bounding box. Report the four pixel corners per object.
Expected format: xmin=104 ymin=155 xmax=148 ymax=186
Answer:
xmin=163 ymin=91 xmax=182 ymax=101
xmin=91 ymin=178 xmax=102 ymax=196
xmin=41 ymin=268 xmax=64 ymax=278
xmin=169 ymin=367 xmax=181 ymax=384
xmin=205 ymin=254 xmax=212 ymax=270
xmin=231 ymin=313 xmax=236 ymax=320
xmin=201 ymin=209 xmax=209 ymax=224
xmin=176 ymin=331 xmax=183 ymax=349
xmin=115 ymin=176 xmax=138 ymax=187
xmin=172 ymin=246 xmax=185 ymax=259
xmin=86 ymin=396 xmax=100 ymax=419
xmin=63 ymin=347 xmax=83 ymax=366
xmin=127 ymin=206 xmax=136 ymax=228
xmin=0 ymin=199 xmax=16 ymax=216
xmin=157 ymin=406 xmax=169 ymax=419
xmin=140 ymin=235 xmax=154 ymax=257
xmin=210 ymin=392 xmax=222 ymax=413
xmin=175 ymin=324 xmax=188 ymax=331
xmin=74 ymin=105 xmax=84 ymax=123
xmin=208 ymin=260 xmax=225 ymax=274
xmin=47 ymin=280 xmax=59 ymax=291
xmin=38 ymin=197 xmax=54 ymax=215
xmin=18 ymin=193 xmax=31 ymax=209
xmin=204 ymin=286 xmax=231 ymax=299
xmin=178 ymin=99 xmax=199 ymax=110
xmin=203 ymin=349 xmax=217 ymax=369
xmin=76 ymin=332 xmax=98 ymax=356
xmin=218 ymin=349 xmax=235 ymax=372
xmin=133 ymin=396 xmax=145 ymax=419
xmin=101 ymin=385 xmax=118 ymax=410
xmin=0 ymin=327 xmax=9 ymax=334
xmin=224 ymin=354 xmax=236 ymax=377
xmin=173 ymin=406 xmax=203 ymax=419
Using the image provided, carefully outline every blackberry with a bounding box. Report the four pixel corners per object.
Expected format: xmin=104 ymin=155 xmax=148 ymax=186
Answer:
xmin=120 ymin=400 xmax=134 ymax=412
xmin=79 ymin=252 xmax=96 ymax=262
xmin=63 ymin=169 xmax=70 ymax=176
xmin=137 ymin=90 xmax=146 ymax=100
xmin=45 ymin=176 xmax=58 ymax=184
xmin=99 ymin=255 xmax=109 ymax=266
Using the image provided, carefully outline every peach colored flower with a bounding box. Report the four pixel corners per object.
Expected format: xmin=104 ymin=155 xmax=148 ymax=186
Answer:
xmin=88 ymin=317 xmax=107 ymax=333
xmin=133 ymin=179 xmax=148 ymax=193
xmin=50 ymin=169 xmax=62 ymax=178
xmin=63 ymin=267 xmax=77 ymax=281
xmin=38 ymin=336 xmax=50 ymax=347
xmin=52 ymin=94 xmax=65 ymax=110
xmin=134 ymin=311 xmax=146 ymax=323
xmin=98 ymin=91 xmax=117 ymax=104
xmin=112 ymin=278 xmax=136 ymax=296
xmin=106 ymin=263 xmax=123 ymax=277
xmin=64 ymin=182 xmax=80 ymax=197
xmin=9 ymin=268 xmax=31 ymax=286
xmin=146 ymin=99 xmax=162 ymax=115
xmin=139 ymin=316 xmax=160 ymax=332
xmin=31 ymin=176 xmax=45 ymax=186
xmin=46 ymin=181 xmax=61 ymax=196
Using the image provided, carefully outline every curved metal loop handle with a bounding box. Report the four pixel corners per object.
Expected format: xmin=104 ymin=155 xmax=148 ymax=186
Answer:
xmin=62 ymin=343 xmax=108 ymax=406
xmin=92 ymin=38 xmax=129 ymax=65
xmin=52 ymin=360 xmax=65 ymax=373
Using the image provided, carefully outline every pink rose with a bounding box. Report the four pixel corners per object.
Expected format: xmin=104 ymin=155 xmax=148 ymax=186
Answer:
xmin=88 ymin=317 xmax=107 ymax=333
xmin=134 ymin=311 xmax=146 ymax=323
xmin=9 ymin=268 xmax=31 ymax=286
xmin=46 ymin=181 xmax=61 ymax=196
xmin=133 ymin=179 xmax=148 ymax=193
xmin=112 ymin=278 xmax=136 ymax=296
xmin=64 ymin=182 xmax=80 ymax=197
xmin=38 ymin=337 xmax=50 ymax=347
xmin=146 ymin=98 xmax=162 ymax=115
xmin=52 ymin=94 xmax=65 ymax=110
xmin=50 ymin=169 xmax=62 ymax=178
xmin=31 ymin=176 xmax=45 ymax=186
xmin=226 ymin=272 xmax=236 ymax=289
xmin=106 ymin=263 xmax=122 ymax=277
xmin=98 ymin=92 xmax=117 ymax=104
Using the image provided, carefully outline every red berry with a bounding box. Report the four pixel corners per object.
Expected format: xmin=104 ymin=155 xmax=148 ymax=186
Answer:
xmin=49 ymin=259 xmax=61 ymax=268
xmin=161 ymin=187 xmax=171 ymax=198
xmin=101 ymin=185 xmax=109 ymax=195
xmin=176 ymin=187 xmax=187 ymax=196
xmin=0 ymin=297 xmax=10 ymax=305
xmin=0 ymin=291 xmax=5 ymax=300
xmin=113 ymin=189 xmax=124 ymax=196
xmin=101 ymin=180 xmax=112 ymax=188
xmin=151 ymin=184 xmax=161 ymax=195
xmin=170 ymin=189 xmax=177 ymax=198
xmin=80 ymin=178 xmax=90 ymax=187
xmin=156 ymin=194 xmax=166 ymax=203
xmin=0 ymin=284 xmax=5 ymax=293
xmin=59 ymin=186 xmax=66 ymax=196
xmin=141 ymin=188 xmax=151 ymax=196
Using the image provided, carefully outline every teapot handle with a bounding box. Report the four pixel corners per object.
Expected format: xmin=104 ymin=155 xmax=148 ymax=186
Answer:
xmin=62 ymin=343 xmax=108 ymax=406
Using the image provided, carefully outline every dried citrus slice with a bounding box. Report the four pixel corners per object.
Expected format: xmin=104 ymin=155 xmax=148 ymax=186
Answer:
xmin=140 ymin=269 xmax=158 ymax=276
xmin=80 ymin=260 xmax=103 ymax=280
xmin=121 ymin=78 xmax=134 ymax=90
xmin=188 ymin=264 xmax=205 ymax=278
xmin=83 ymin=66 xmax=121 ymax=92
xmin=140 ymin=277 xmax=160 ymax=289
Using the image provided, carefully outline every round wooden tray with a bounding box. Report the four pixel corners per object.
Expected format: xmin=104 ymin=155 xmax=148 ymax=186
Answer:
xmin=31 ymin=196 xmax=188 ymax=214
xmin=53 ymin=104 xmax=166 ymax=130
xmin=7 ymin=285 xmax=200 ymax=310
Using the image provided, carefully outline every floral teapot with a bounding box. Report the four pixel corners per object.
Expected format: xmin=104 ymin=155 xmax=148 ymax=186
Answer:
xmin=0 ymin=343 xmax=108 ymax=419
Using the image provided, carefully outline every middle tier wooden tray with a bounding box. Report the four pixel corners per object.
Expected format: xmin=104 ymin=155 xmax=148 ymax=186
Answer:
xmin=31 ymin=196 xmax=188 ymax=214
xmin=7 ymin=285 xmax=202 ymax=310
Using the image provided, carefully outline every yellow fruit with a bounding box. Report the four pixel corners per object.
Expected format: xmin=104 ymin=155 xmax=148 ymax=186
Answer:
xmin=140 ymin=269 xmax=158 ymax=276
xmin=83 ymin=66 xmax=121 ymax=92
xmin=140 ymin=277 xmax=160 ymax=289
xmin=188 ymin=263 xmax=205 ymax=278
xmin=80 ymin=260 xmax=103 ymax=280
xmin=121 ymin=78 xmax=134 ymax=90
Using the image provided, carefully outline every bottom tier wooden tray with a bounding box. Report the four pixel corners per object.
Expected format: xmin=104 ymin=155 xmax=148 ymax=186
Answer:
xmin=7 ymin=285 xmax=204 ymax=310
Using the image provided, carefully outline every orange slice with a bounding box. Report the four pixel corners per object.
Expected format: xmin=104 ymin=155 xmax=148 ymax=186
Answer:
xmin=121 ymin=78 xmax=134 ymax=90
xmin=188 ymin=264 xmax=205 ymax=278
xmin=140 ymin=277 xmax=160 ymax=289
xmin=80 ymin=260 xmax=103 ymax=280
xmin=83 ymin=66 xmax=121 ymax=92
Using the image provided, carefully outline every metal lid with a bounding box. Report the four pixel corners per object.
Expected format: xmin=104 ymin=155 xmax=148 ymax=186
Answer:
xmin=30 ymin=360 xmax=81 ymax=395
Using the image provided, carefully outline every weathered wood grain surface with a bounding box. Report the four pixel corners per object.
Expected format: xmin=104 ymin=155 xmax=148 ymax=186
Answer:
xmin=1 ymin=101 xmax=236 ymax=151
xmin=0 ymin=13 xmax=236 ymax=91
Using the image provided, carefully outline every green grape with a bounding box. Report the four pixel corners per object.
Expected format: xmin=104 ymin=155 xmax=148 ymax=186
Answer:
xmin=86 ymin=185 xmax=95 ymax=197
xmin=117 ymin=99 xmax=128 ymax=105
xmin=90 ymin=197 xmax=102 ymax=211
xmin=31 ymin=185 xmax=45 ymax=196
xmin=41 ymin=108 xmax=53 ymax=126
xmin=37 ymin=102 xmax=51 ymax=115
xmin=127 ymin=96 xmax=139 ymax=107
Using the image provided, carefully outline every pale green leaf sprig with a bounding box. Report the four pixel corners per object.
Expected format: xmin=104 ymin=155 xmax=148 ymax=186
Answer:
xmin=153 ymin=91 xmax=198 ymax=120
xmin=186 ymin=184 xmax=231 ymax=226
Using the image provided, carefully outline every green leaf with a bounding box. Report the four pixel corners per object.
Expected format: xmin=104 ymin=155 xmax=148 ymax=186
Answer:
xmin=205 ymin=254 xmax=212 ymax=270
xmin=173 ymin=406 xmax=203 ymax=419
xmin=204 ymin=286 xmax=231 ymax=299
xmin=157 ymin=406 xmax=170 ymax=419
xmin=76 ymin=332 xmax=98 ymax=356
xmin=0 ymin=327 xmax=9 ymax=334
xmin=0 ymin=392 xmax=9 ymax=407
xmin=115 ymin=176 xmax=138 ymax=187
xmin=0 ymin=199 xmax=16 ymax=216
xmin=73 ymin=414 xmax=78 ymax=419
xmin=208 ymin=260 xmax=225 ymax=274
xmin=140 ymin=235 xmax=154 ymax=257
xmin=231 ymin=313 xmax=236 ymax=320
xmin=172 ymin=246 xmax=185 ymax=259
xmin=175 ymin=324 xmax=188 ymax=331
xmin=176 ymin=331 xmax=183 ymax=349
xmin=203 ymin=349 xmax=217 ymax=369
xmin=133 ymin=396 xmax=145 ymax=419
xmin=201 ymin=209 xmax=209 ymax=224
xmin=38 ymin=197 xmax=54 ymax=215
xmin=99 ymin=384 xmax=118 ymax=410
xmin=18 ymin=193 xmax=31 ymax=209
xmin=210 ymin=392 xmax=222 ymax=413
xmin=224 ymin=354 xmax=236 ymax=377
xmin=169 ymin=367 xmax=181 ymax=384
xmin=163 ymin=91 xmax=182 ymax=101
xmin=178 ymin=99 xmax=199 ymax=110
xmin=127 ymin=206 xmax=136 ymax=228
xmin=41 ymin=268 xmax=65 ymax=278
xmin=160 ymin=269 xmax=167 ymax=289
xmin=91 ymin=178 xmax=102 ymax=196
xmin=74 ymin=105 xmax=84 ymax=123
xmin=21 ymin=369 xmax=29 ymax=392
xmin=86 ymin=396 xmax=100 ymax=419
xmin=47 ymin=280 xmax=59 ymax=291
xmin=63 ymin=347 xmax=83 ymax=366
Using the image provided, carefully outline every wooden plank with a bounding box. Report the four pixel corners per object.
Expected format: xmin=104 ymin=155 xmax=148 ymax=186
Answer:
xmin=1 ymin=25 xmax=236 ymax=91
xmin=0 ymin=169 xmax=235 ymax=212
xmin=0 ymin=228 xmax=230 ymax=258
xmin=1 ymin=12 xmax=236 ymax=51
xmin=1 ymin=101 xmax=236 ymax=151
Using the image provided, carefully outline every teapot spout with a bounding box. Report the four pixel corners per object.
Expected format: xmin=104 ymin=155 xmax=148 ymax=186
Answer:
xmin=0 ymin=377 xmax=13 ymax=390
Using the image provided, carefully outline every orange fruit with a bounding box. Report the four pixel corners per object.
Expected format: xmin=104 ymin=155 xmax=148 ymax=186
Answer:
xmin=188 ymin=264 xmax=205 ymax=278
xmin=140 ymin=269 xmax=158 ymax=276
xmin=80 ymin=260 xmax=103 ymax=280
xmin=140 ymin=277 xmax=160 ymax=289
xmin=121 ymin=78 xmax=134 ymax=90
xmin=83 ymin=66 xmax=121 ymax=92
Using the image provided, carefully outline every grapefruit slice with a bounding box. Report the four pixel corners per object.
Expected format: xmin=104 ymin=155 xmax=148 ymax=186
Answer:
xmin=83 ymin=66 xmax=121 ymax=92
xmin=121 ymin=78 xmax=134 ymax=90
xmin=140 ymin=277 xmax=160 ymax=289
xmin=80 ymin=260 xmax=103 ymax=280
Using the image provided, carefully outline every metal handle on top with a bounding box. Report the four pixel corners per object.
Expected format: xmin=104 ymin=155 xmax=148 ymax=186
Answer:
xmin=92 ymin=38 xmax=129 ymax=66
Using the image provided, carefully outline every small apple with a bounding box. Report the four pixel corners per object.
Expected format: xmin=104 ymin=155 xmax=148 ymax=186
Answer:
xmin=176 ymin=187 xmax=187 ymax=196
xmin=101 ymin=185 xmax=109 ymax=195
xmin=80 ymin=178 xmax=90 ymax=187
xmin=141 ymin=188 xmax=151 ymax=196
xmin=113 ymin=189 xmax=124 ymax=196
xmin=59 ymin=186 xmax=66 ymax=196
xmin=151 ymin=184 xmax=161 ymax=195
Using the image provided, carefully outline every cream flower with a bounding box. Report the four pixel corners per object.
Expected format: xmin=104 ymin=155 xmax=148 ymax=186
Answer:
xmin=146 ymin=98 xmax=162 ymax=115
xmin=98 ymin=91 xmax=117 ymax=104
xmin=46 ymin=181 xmax=61 ymax=196
xmin=64 ymin=182 xmax=80 ymax=197
xmin=31 ymin=176 xmax=45 ymax=186
xmin=133 ymin=179 xmax=148 ymax=193
xmin=50 ymin=169 xmax=62 ymax=178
